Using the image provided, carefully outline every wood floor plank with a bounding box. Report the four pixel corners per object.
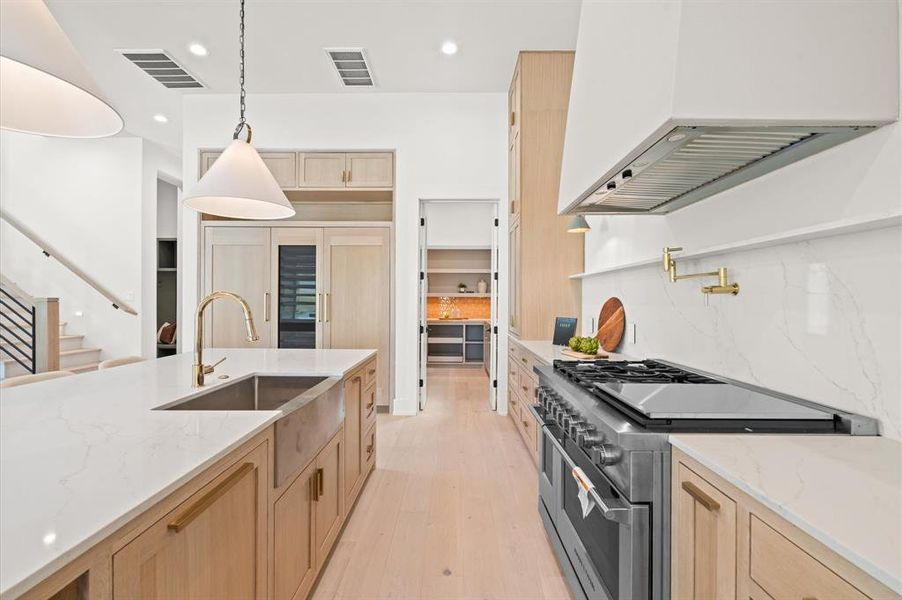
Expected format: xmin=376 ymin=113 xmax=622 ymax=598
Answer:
xmin=311 ymin=367 xmax=571 ymax=599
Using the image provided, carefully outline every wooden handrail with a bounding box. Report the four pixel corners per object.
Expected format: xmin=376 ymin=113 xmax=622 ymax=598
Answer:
xmin=0 ymin=208 xmax=137 ymax=315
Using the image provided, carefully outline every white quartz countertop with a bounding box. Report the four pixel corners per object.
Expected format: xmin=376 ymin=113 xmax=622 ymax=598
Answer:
xmin=513 ymin=339 xmax=636 ymax=365
xmin=670 ymin=434 xmax=902 ymax=594
xmin=0 ymin=348 xmax=374 ymax=599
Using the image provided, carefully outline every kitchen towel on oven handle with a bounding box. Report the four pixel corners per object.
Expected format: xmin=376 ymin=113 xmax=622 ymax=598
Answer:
xmin=572 ymin=467 xmax=596 ymax=518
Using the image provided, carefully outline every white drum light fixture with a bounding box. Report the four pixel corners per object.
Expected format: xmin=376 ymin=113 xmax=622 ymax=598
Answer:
xmin=183 ymin=0 xmax=294 ymax=220
xmin=0 ymin=0 xmax=123 ymax=138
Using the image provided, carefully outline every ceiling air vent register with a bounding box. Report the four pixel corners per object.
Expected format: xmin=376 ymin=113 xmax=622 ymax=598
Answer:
xmin=325 ymin=48 xmax=374 ymax=87
xmin=117 ymin=49 xmax=204 ymax=89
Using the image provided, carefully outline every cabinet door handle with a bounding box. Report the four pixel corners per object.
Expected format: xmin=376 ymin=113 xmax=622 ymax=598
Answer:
xmin=681 ymin=481 xmax=720 ymax=511
xmin=341 ymin=170 xmax=346 ymax=183
xmin=168 ymin=463 xmax=254 ymax=532
xmin=324 ymin=292 xmax=331 ymax=323
xmin=264 ymin=292 xmax=271 ymax=322
xmin=366 ymin=392 xmax=375 ymax=410
xmin=347 ymin=169 xmax=352 ymax=183
xmin=368 ymin=368 xmax=376 ymax=376
xmin=316 ymin=468 xmax=324 ymax=498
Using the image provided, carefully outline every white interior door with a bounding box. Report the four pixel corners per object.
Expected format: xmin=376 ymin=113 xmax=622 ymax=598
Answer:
xmin=418 ymin=213 xmax=429 ymax=410
xmin=489 ymin=208 xmax=499 ymax=410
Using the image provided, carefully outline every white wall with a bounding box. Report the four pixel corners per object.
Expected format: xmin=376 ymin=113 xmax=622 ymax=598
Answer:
xmin=156 ymin=180 xmax=179 ymax=239
xmin=181 ymin=93 xmax=508 ymax=415
xmin=425 ymin=201 xmax=495 ymax=248
xmin=578 ymin=48 xmax=902 ymax=438
xmin=0 ymin=132 xmax=180 ymax=362
xmin=0 ymin=132 xmax=142 ymax=359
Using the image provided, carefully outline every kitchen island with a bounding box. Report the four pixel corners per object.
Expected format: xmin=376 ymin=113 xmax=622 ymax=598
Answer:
xmin=0 ymin=348 xmax=377 ymax=600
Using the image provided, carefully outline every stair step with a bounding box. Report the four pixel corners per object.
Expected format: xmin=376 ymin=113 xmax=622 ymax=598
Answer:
xmin=59 ymin=347 xmax=101 ymax=370
xmin=70 ymin=362 xmax=100 ymax=374
xmin=59 ymin=334 xmax=84 ymax=352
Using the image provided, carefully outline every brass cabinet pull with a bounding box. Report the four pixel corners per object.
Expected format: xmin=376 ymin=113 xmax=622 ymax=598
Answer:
xmin=168 ymin=463 xmax=254 ymax=532
xmin=365 ymin=391 xmax=375 ymax=410
xmin=681 ymin=481 xmax=720 ymax=511
xmin=310 ymin=472 xmax=318 ymax=501
xmin=521 ymin=385 xmax=528 ymax=392
xmin=324 ymin=292 xmax=331 ymax=323
xmin=352 ymin=375 xmax=362 ymax=384
xmin=366 ymin=442 xmax=374 ymax=455
xmin=341 ymin=170 xmax=346 ymax=183
xmin=368 ymin=368 xmax=376 ymax=376
xmin=317 ymin=468 xmax=324 ymax=497
xmin=316 ymin=293 xmax=322 ymax=323
xmin=264 ymin=292 xmax=271 ymax=322
xmin=347 ymin=169 xmax=352 ymax=183
xmin=521 ymin=357 xmax=528 ymax=364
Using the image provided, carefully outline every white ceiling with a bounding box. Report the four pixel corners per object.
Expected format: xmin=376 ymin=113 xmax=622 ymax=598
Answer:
xmin=46 ymin=0 xmax=581 ymax=156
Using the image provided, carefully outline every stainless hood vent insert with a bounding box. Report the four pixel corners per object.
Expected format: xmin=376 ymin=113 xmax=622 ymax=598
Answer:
xmin=581 ymin=125 xmax=872 ymax=214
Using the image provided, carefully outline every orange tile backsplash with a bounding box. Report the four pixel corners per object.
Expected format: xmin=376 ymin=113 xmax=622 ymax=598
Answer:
xmin=427 ymin=297 xmax=491 ymax=320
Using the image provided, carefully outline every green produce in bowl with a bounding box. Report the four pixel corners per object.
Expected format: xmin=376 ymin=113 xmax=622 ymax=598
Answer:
xmin=578 ymin=337 xmax=599 ymax=355
xmin=568 ymin=336 xmax=580 ymax=351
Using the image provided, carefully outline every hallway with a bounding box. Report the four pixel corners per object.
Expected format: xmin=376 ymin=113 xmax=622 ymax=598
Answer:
xmin=312 ymin=367 xmax=570 ymax=599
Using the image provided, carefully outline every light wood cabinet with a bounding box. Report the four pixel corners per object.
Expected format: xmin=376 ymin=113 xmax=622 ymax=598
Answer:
xmin=323 ymin=228 xmax=390 ymax=406
xmin=506 ymin=51 xmax=582 ymax=341
xmin=203 ymin=227 xmax=273 ymax=347
xmin=672 ymin=450 xmax=897 ymax=600
xmin=112 ymin=444 xmax=267 ymax=600
xmin=298 ymin=153 xmax=347 ymax=188
xmin=203 ymin=226 xmax=391 ymax=406
xmin=346 ymin=152 xmax=393 ymax=188
xmin=201 ymin=151 xmax=298 ymax=189
xmin=273 ymin=461 xmax=317 ymax=600
xmin=314 ymin=430 xmax=343 ymax=565
xmin=201 ymin=151 xmax=393 ymax=191
xmin=508 ymin=219 xmax=521 ymax=334
xmin=343 ymin=372 xmax=364 ymax=508
xmin=673 ymin=462 xmax=737 ymax=600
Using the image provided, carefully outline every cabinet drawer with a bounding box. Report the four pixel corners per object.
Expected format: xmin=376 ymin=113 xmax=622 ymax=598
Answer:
xmin=518 ymin=398 xmax=539 ymax=463
xmin=516 ymin=363 xmax=536 ymax=403
xmin=508 ymin=356 xmax=521 ymax=389
xmin=362 ymin=359 xmax=377 ymax=389
xmin=750 ymin=515 xmax=869 ymax=600
xmin=508 ymin=385 xmax=521 ymax=423
xmin=364 ymin=424 xmax=376 ymax=472
xmin=363 ymin=384 xmax=377 ymax=430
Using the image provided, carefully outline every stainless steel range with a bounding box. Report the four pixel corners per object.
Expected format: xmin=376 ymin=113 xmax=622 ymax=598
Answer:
xmin=529 ymin=359 xmax=878 ymax=600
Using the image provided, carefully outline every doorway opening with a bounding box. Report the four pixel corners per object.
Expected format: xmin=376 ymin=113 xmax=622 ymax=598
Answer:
xmin=417 ymin=199 xmax=499 ymax=412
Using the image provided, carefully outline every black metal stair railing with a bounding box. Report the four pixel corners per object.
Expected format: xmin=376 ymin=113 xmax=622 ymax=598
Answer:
xmin=0 ymin=286 xmax=36 ymax=374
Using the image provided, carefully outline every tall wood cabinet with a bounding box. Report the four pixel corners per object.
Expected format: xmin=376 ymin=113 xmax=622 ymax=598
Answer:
xmin=203 ymin=225 xmax=391 ymax=406
xmin=507 ymin=51 xmax=583 ymax=340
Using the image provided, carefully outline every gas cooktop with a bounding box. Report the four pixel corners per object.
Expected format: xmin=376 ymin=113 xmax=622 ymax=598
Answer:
xmin=553 ymin=359 xmax=835 ymax=422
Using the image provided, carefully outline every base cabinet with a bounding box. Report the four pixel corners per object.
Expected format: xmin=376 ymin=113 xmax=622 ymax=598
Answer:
xmin=274 ymin=462 xmax=317 ymax=600
xmin=113 ymin=444 xmax=268 ymax=600
xmin=672 ymin=450 xmax=896 ymax=600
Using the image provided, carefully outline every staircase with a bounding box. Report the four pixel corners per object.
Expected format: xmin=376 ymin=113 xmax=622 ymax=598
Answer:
xmin=0 ymin=278 xmax=102 ymax=379
xmin=1 ymin=321 xmax=101 ymax=377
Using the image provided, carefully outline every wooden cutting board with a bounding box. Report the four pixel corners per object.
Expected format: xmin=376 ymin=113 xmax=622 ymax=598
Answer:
xmin=596 ymin=297 xmax=625 ymax=352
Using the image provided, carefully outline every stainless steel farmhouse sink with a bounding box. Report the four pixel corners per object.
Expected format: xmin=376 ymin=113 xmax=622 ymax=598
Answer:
xmin=156 ymin=375 xmax=344 ymax=487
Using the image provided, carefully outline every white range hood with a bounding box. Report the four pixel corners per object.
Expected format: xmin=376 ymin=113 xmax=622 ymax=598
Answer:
xmin=558 ymin=0 xmax=900 ymax=215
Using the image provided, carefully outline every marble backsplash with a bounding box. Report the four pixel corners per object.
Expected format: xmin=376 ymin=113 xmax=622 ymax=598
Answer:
xmin=581 ymin=225 xmax=902 ymax=439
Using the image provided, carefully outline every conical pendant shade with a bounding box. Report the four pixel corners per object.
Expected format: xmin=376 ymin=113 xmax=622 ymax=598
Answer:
xmin=183 ymin=139 xmax=296 ymax=220
xmin=0 ymin=0 xmax=122 ymax=138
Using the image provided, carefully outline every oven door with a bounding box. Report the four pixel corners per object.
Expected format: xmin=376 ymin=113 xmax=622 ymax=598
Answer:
xmin=531 ymin=405 xmax=558 ymax=516
xmin=544 ymin=431 xmax=651 ymax=600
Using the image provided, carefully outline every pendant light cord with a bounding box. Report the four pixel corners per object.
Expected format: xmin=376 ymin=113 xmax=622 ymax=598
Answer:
xmin=232 ymin=0 xmax=251 ymax=142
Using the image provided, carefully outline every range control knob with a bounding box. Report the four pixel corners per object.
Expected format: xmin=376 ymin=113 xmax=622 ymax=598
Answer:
xmin=567 ymin=417 xmax=587 ymax=438
xmin=578 ymin=429 xmax=604 ymax=447
xmin=590 ymin=443 xmax=623 ymax=467
xmin=561 ymin=412 xmax=580 ymax=431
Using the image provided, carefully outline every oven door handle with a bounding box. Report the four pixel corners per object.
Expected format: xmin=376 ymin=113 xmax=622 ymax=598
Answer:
xmin=536 ymin=416 xmax=633 ymax=526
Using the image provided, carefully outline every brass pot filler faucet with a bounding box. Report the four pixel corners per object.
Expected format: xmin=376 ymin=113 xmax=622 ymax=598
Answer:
xmin=662 ymin=247 xmax=740 ymax=296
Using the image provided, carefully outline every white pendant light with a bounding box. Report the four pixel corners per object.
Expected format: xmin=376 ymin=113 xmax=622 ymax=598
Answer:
xmin=567 ymin=214 xmax=591 ymax=234
xmin=0 ymin=0 xmax=122 ymax=138
xmin=183 ymin=0 xmax=294 ymax=220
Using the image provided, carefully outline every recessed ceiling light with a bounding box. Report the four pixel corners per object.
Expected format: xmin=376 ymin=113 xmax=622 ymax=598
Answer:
xmin=188 ymin=43 xmax=208 ymax=57
xmin=153 ymin=114 xmax=168 ymax=123
xmin=441 ymin=41 xmax=458 ymax=55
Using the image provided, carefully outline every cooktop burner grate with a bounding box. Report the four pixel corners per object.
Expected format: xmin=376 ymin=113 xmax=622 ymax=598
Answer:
xmin=556 ymin=359 xmax=724 ymax=385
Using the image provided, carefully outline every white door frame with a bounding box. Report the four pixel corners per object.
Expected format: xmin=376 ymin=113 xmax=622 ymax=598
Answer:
xmin=417 ymin=198 xmax=502 ymax=412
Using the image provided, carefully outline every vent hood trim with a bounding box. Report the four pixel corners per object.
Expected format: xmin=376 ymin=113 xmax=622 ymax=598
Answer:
xmin=562 ymin=122 xmax=877 ymax=215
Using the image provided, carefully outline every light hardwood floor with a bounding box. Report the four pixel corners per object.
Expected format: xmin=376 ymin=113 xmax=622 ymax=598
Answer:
xmin=311 ymin=367 xmax=571 ymax=599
